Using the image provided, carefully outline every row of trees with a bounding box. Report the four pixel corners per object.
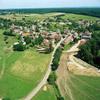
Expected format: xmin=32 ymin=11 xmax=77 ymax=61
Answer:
xmin=51 ymin=47 xmax=62 ymax=71
xmin=47 ymin=47 xmax=64 ymax=100
xmin=77 ymin=31 xmax=100 ymax=68
xmin=47 ymin=72 xmax=64 ymax=100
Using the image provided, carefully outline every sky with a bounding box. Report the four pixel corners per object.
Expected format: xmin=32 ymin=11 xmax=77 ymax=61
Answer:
xmin=0 ymin=0 xmax=100 ymax=9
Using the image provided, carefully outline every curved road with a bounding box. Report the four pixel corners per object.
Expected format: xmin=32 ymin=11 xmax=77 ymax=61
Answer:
xmin=23 ymin=35 xmax=69 ymax=100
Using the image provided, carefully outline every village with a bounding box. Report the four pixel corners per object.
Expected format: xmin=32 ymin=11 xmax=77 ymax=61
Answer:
xmin=0 ymin=10 xmax=100 ymax=100
xmin=1 ymin=15 xmax=93 ymax=54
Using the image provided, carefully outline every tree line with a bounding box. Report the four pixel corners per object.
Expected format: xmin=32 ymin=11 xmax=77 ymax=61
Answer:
xmin=77 ymin=31 xmax=100 ymax=69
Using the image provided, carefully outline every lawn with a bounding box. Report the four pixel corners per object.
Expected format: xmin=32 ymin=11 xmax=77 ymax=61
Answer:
xmin=0 ymin=29 xmax=51 ymax=99
xmin=64 ymin=74 xmax=100 ymax=100
xmin=33 ymin=85 xmax=56 ymax=100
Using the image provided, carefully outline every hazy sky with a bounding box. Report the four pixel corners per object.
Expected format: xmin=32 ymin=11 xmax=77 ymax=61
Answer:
xmin=0 ymin=0 xmax=100 ymax=9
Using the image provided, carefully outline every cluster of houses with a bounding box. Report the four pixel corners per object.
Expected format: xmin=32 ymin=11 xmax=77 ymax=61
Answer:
xmin=11 ymin=17 xmax=92 ymax=53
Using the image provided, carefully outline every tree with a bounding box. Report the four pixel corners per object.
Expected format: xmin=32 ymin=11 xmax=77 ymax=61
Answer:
xmin=3 ymin=30 xmax=15 ymax=36
xmin=2 ymin=97 xmax=11 ymax=100
xmin=47 ymin=72 xmax=57 ymax=85
xmin=24 ymin=36 xmax=31 ymax=44
xmin=77 ymin=31 xmax=100 ymax=68
xmin=13 ymin=42 xmax=26 ymax=51
xmin=57 ymin=97 xmax=64 ymax=100
xmin=51 ymin=48 xmax=62 ymax=71
xmin=33 ymin=34 xmax=44 ymax=46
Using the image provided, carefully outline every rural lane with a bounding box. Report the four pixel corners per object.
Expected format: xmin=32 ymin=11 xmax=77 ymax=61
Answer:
xmin=23 ymin=35 xmax=69 ymax=100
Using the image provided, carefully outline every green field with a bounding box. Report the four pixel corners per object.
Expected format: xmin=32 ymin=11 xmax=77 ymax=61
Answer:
xmin=0 ymin=13 xmax=99 ymax=22
xmin=33 ymin=85 xmax=56 ymax=100
xmin=0 ymin=29 xmax=51 ymax=99
xmin=64 ymin=74 xmax=100 ymax=100
xmin=62 ymin=13 xmax=100 ymax=21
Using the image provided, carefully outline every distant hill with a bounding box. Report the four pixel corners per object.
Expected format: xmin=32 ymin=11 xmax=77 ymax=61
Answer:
xmin=0 ymin=8 xmax=100 ymax=18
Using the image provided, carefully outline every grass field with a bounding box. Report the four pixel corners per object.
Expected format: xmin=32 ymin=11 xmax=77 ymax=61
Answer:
xmin=0 ymin=29 xmax=51 ymax=99
xmin=64 ymin=74 xmax=100 ymax=100
xmin=33 ymin=85 xmax=56 ymax=100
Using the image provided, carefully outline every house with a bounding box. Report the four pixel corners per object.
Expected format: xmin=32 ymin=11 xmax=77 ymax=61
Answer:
xmin=63 ymin=35 xmax=73 ymax=44
xmin=41 ymin=31 xmax=48 ymax=37
xmin=22 ymin=32 xmax=30 ymax=37
xmin=49 ymin=32 xmax=61 ymax=41
xmin=42 ymin=39 xmax=50 ymax=47
xmin=80 ymin=31 xmax=92 ymax=40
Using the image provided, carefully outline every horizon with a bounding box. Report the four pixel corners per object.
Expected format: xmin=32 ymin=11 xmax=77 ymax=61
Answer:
xmin=0 ymin=7 xmax=100 ymax=10
xmin=0 ymin=0 xmax=100 ymax=9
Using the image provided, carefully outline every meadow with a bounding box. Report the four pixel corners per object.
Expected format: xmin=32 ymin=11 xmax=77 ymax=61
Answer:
xmin=0 ymin=29 xmax=51 ymax=99
xmin=65 ymin=74 xmax=100 ymax=100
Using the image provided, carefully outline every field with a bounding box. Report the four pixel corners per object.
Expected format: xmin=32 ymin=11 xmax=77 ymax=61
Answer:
xmin=61 ymin=13 xmax=100 ymax=21
xmin=33 ymin=85 xmax=56 ymax=100
xmin=0 ymin=13 xmax=64 ymax=21
xmin=1 ymin=12 xmax=99 ymax=22
xmin=0 ymin=29 xmax=51 ymax=99
xmin=65 ymin=74 xmax=100 ymax=100
xmin=57 ymin=49 xmax=100 ymax=100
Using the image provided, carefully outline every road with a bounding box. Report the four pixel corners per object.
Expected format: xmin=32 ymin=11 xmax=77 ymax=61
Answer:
xmin=23 ymin=35 xmax=69 ymax=100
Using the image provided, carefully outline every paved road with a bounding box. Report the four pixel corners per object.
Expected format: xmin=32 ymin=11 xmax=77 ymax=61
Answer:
xmin=23 ymin=35 xmax=69 ymax=100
